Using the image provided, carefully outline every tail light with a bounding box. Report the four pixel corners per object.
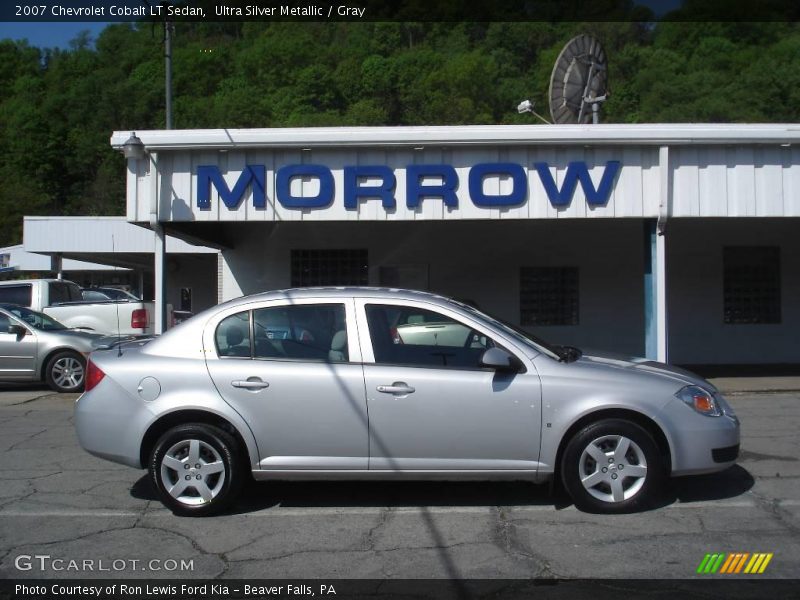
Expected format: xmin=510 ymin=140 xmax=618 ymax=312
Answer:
xmin=84 ymin=359 xmax=105 ymax=392
xmin=131 ymin=308 xmax=148 ymax=330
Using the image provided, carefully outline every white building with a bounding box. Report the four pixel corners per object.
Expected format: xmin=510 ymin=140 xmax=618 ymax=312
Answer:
xmin=20 ymin=216 xmax=220 ymax=314
xmin=111 ymin=124 xmax=800 ymax=367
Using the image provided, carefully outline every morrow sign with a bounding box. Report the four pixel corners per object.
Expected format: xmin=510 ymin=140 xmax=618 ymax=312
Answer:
xmin=196 ymin=161 xmax=621 ymax=211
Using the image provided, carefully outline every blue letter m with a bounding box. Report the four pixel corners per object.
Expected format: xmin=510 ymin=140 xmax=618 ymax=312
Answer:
xmin=197 ymin=165 xmax=266 ymax=210
xmin=535 ymin=161 xmax=620 ymax=207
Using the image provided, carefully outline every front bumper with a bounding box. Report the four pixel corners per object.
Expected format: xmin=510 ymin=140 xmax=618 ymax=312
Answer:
xmin=663 ymin=398 xmax=741 ymax=476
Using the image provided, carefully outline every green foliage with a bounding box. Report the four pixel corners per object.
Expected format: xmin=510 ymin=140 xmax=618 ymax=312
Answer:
xmin=0 ymin=21 xmax=799 ymax=245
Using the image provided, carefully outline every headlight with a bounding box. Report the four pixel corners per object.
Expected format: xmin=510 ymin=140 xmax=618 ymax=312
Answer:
xmin=676 ymin=385 xmax=722 ymax=417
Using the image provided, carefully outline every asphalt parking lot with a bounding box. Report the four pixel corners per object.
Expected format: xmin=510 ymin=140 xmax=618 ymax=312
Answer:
xmin=0 ymin=386 xmax=798 ymax=580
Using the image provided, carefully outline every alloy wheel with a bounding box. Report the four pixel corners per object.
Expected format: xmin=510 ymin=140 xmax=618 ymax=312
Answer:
xmin=578 ymin=434 xmax=648 ymax=503
xmin=159 ymin=438 xmax=227 ymax=506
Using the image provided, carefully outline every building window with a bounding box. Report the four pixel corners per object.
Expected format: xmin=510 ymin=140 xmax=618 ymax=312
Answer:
xmin=723 ymin=247 xmax=781 ymax=324
xmin=291 ymin=249 xmax=368 ymax=287
xmin=520 ymin=267 xmax=579 ymax=326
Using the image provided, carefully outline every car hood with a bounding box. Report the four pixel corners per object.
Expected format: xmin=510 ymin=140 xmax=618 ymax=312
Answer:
xmin=577 ymin=349 xmax=713 ymax=390
xmin=44 ymin=329 xmax=106 ymax=342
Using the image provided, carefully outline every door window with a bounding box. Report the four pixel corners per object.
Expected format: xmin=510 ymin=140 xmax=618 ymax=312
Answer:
xmin=253 ymin=304 xmax=348 ymax=362
xmin=365 ymin=304 xmax=496 ymax=369
xmin=215 ymin=312 xmax=251 ymax=358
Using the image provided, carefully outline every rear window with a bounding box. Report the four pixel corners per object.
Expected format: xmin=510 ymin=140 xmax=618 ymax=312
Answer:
xmin=0 ymin=285 xmax=32 ymax=307
xmin=49 ymin=281 xmax=82 ymax=304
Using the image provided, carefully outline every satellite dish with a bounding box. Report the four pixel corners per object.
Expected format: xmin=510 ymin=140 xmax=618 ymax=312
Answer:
xmin=548 ymin=35 xmax=608 ymax=124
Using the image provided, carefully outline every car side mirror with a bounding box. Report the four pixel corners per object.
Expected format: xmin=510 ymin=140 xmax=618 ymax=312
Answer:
xmin=8 ymin=324 xmax=27 ymax=338
xmin=479 ymin=347 xmax=521 ymax=372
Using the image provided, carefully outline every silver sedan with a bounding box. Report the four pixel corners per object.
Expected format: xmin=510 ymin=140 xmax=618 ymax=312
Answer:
xmin=75 ymin=288 xmax=740 ymax=515
xmin=0 ymin=304 xmax=112 ymax=392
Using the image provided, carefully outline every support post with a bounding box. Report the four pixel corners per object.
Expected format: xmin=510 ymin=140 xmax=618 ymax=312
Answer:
xmin=655 ymin=224 xmax=668 ymax=363
xmin=154 ymin=225 xmax=167 ymax=334
xmin=51 ymin=253 xmax=63 ymax=280
xmin=643 ymin=219 xmax=668 ymax=362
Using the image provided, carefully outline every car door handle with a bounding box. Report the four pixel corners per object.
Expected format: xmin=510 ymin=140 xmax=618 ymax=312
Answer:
xmin=231 ymin=379 xmax=270 ymax=390
xmin=376 ymin=383 xmax=415 ymax=395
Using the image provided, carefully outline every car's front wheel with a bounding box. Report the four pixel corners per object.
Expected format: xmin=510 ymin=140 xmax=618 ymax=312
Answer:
xmin=150 ymin=424 xmax=244 ymax=516
xmin=45 ymin=350 xmax=86 ymax=393
xmin=561 ymin=419 xmax=665 ymax=513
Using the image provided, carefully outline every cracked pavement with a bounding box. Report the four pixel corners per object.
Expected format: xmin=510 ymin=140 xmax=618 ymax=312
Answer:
xmin=0 ymin=392 xmax=798 ymax=579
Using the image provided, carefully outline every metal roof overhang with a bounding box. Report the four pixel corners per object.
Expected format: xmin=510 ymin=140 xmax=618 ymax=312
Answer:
xmin=110 ymin=124 xmax=800 ymax=152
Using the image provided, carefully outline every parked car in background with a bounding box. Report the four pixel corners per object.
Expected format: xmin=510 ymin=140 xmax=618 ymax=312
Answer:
xmin=0 ymin=304 xmax=117 ymax=392
xmin=81 ymin=287 xmax=141 ymax=302
xmin=75 ymin=288 xmax=740 ymax=516
xmin=0 ymin=279 xmax=154 ymax=335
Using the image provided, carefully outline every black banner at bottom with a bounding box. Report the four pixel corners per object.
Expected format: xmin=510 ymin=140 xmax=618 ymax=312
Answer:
xmin=2 ymin=579 xmax=799 ymax=600
xmin=5 ymin=579 xmax=800 ymax=600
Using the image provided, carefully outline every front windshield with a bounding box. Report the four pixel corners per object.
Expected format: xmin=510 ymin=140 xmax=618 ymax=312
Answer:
xmin=1 ymin=305 xmax=67 ymax=331
xmin=448 ymin=299 xmax=564 ymax=360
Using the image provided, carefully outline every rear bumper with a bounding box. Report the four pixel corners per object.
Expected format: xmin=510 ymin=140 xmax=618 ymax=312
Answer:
xmin=74 ymin=378 xmax=150 ymax=469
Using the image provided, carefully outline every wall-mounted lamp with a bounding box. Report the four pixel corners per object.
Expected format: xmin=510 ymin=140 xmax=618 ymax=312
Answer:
xmin=122 ymin=132 xmax=146 ymax=161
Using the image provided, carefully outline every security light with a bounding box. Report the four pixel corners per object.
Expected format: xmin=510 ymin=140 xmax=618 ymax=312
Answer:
xmin=122 ymin=132 xmax=146 ymax=161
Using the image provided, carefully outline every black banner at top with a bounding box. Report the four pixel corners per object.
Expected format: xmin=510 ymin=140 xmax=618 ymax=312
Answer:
xmin=1 ymin=0 xmax=800 ymax=23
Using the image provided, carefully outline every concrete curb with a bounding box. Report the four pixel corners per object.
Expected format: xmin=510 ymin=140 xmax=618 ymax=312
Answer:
xmin=709 ymin=377 xmax=800 ymax=395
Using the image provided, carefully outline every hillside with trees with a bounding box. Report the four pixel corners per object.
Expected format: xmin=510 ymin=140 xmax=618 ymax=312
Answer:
xmin=1 ymin=20 xmax=798 ymax=243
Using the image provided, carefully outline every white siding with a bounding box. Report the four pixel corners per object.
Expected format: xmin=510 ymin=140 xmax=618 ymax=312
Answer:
xmin=671 ymin=146 xmax=800 ymax=218
xmin=135 ymin=146 xmax=660 ymax=223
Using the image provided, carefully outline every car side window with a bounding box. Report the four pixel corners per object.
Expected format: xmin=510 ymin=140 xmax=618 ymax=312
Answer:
xmin=215 ymin=312 xmax=251 ymax=358
xmin=0 ymin=285 xmax=32 ymax=307
xmin=0 ymin=314 xmax=9 ymax=332
xmin=253 ymin=303 xmax=348 ymax=362
xmin=365 ymin=304 xmax=497 ymax=369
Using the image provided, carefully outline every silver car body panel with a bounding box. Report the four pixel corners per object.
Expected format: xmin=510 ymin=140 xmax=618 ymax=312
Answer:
xmin=75 ymin=287 xmax=739 ymax=484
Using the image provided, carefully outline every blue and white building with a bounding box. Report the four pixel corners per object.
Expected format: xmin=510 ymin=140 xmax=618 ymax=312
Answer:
xmin=111 ymin=124 xmax=800 ymax=366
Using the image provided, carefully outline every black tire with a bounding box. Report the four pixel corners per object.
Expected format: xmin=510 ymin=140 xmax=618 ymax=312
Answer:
xmin=561 ymin=419 xmax=665 ymax=513
xmin=149 ymin=423 xmax=244 ymax=517
xmin=45 ymin=350 xmax=86 ymax=393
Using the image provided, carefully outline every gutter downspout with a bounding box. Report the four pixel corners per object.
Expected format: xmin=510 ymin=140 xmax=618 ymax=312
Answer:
xmin=149 ymin=152 xmax=166 ymax=335
xmin=656 ymin=145 xmax=670 ymax=363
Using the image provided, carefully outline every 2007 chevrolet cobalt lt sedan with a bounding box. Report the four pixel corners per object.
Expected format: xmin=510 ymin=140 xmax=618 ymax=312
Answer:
xmin=75 ymin=288 xmax=739 ymax=516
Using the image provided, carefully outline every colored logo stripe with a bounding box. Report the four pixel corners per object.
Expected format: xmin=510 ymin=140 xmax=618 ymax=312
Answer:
xmin=697 ymin=553 xmax=773 ymax=574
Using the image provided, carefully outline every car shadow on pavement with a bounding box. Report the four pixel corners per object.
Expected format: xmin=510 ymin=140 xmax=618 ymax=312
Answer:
xmin=664 ymin=464 xmax=755 ymax=505
xmin=131 ymin=464 xmax=755 ymax=515
xmin=131 ymin=476 xmax=557 ymax=512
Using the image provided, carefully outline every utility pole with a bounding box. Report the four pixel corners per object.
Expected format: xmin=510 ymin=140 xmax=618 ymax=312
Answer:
xmin=153 ymin=6 xmax=172 ymax=334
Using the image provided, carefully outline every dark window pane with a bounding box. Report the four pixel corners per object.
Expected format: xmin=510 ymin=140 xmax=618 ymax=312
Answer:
xmin=365 ymin=304 xmax=495 ymax=369
xmin=291 ymin=249 xmax=368 ymax=287
xmin=253 ymin=303 xmax=348 ymax=362
xmin=723 ymin=247 xmax=781 ymax=324
xmin=0 ymin=285 xmax=33 ymax=307
xmin=520 ymin=267 xmax=579 ymax=326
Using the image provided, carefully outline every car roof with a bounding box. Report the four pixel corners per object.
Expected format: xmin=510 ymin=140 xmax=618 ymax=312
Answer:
xmin=220 ymin=287 xmax=456 ymax=308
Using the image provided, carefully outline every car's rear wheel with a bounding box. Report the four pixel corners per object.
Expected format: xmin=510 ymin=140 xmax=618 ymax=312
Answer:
xmin=561 ymin=419 xmax=665 ymax=513
xmin=150 ymin=424 xmax=244 ymax=516
xmin=45 ymin=351 xmax=86 ymax=393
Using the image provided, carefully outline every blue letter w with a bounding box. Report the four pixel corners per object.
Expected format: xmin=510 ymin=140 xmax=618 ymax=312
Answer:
xmin=534 ymin=161 xmax=620 ymax=207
